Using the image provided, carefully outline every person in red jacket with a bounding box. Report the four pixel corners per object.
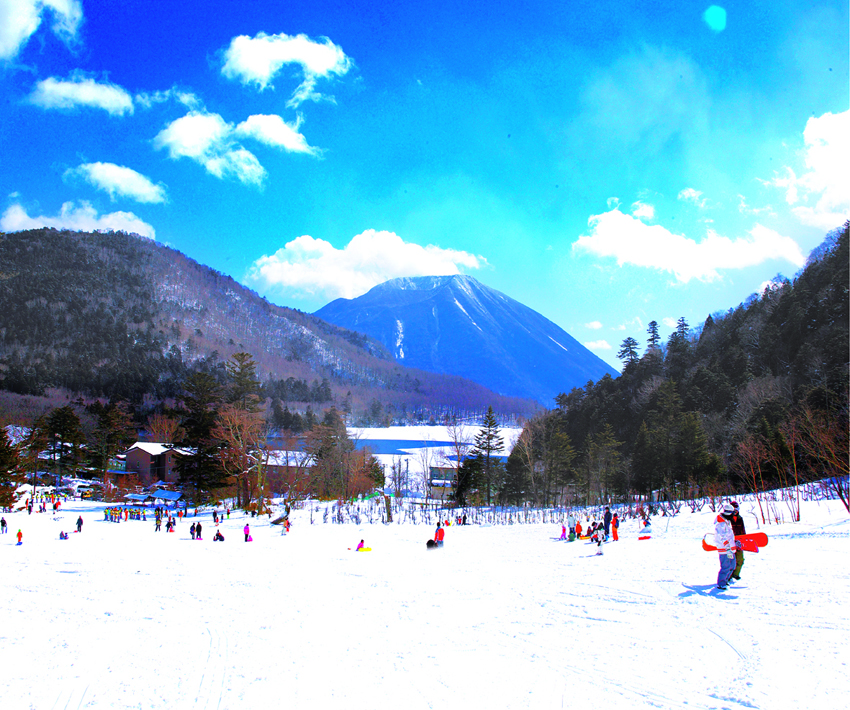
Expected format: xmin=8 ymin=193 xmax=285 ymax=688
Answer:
xmin=611 ymin=513 xmax=620 ymax=541
xmin=434 ymin=522 xmax=445 ymax=547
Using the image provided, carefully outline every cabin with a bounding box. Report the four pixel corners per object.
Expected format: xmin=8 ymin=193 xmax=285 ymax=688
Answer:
xmin=429 ymin=466 xmax=456 ymax=502
xmin=124 ymin=443 xmax=188 ymax=487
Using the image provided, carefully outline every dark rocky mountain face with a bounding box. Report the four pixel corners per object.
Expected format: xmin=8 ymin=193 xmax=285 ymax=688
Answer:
xmin=0 ymin=230 xmax=537 ymax=418
xmin=315 ymin=274 xmax=617 ymax=405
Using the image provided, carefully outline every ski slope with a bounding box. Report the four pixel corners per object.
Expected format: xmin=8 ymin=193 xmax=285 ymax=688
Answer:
xmin=1 ymin=497 xmax=847 ymax=709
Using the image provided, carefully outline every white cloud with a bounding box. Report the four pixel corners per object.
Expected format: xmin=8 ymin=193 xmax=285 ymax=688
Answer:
xmin=66 ymin=162 xmax=167 ymax=203
xmin=221 ymin=32 xmax=352 ymax=106
xmin=583 ymin=340 xmax=611 ymax=351
xmin=631 ymin=201 xmax=655 ymax=220
xmin=235 ymin=114 xmax=318 ymax=155
xmin=135 ymin=87 xmax=201 ymax=110
xmin=246 ymin=229 xmax=486 ymax=301
xmin=678 ymin=188 xmax=707 ymax=208
xmin=573 ymin=208 xmax=806 ymax=282
xmin=584 ymin=321 xmax=603 ymax=330
xmin=769 ymin=110 xmax=849 ymax=231
xmin=153 ymin=111 xmax=266 ymax=187
xmin=0 ymin=0 xmax=82 ymax=60
xmin=29 ymin=75 xmax=134 ymax=115
xmin=662 ymin=317 xmax=677 ymax=328
xmin=1 ymin=200 xmax=155 ymax=238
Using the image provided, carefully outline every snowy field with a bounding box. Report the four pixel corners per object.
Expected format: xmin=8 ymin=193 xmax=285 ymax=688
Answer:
xmin=1 ymin=497 xmax=847 ymax=710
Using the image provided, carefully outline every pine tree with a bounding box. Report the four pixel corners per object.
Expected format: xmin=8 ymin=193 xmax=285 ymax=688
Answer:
xmin=472 ymin=406 xmax=504 ymax=505
xmin=0 ymin=428 xmax=23 ymax=508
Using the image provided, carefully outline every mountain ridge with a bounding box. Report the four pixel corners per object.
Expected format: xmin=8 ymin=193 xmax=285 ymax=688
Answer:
xmin=315 ymin=274 xmax=617 ymax=405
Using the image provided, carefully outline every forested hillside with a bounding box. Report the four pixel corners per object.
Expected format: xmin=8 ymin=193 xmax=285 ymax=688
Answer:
xmin=503 ymin=224 xmax=848 ymax=509
xmin=0 ymin=229 xmax=536 ymax=422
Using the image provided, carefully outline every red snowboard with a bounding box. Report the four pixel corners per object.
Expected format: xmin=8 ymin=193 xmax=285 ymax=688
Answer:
xmin=702 ymin=532 xmax=768 ymax=553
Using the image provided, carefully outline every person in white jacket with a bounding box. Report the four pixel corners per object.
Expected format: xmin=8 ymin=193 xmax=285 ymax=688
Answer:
xmin=714 ymin=502 xmax=737 ymax=589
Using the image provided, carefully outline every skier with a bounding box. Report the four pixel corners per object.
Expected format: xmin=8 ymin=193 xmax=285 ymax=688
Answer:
xmin=714 ymin=502 xmax=736 ymax=590
xmin=730 ymin=501 xmax=746 ymax=582
xmin=434 ymin=522 xmax=445 ymax=547
xmin=603 ymin=507 xmax=612 ymax=536
xmin=244 ymin=523 xmax=251 ymax=542
xmin=611 ymin=513 xmax=619 ymax=541
xmin=76 ymin=516 xmax=83 ymax=533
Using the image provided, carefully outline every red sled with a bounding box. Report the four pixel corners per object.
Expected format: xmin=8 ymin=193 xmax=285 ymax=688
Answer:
xmin=702 ymin=532 xmax=768 ymax=552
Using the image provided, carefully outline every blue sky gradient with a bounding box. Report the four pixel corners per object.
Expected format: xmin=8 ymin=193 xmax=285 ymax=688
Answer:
xmin=1 ymin=0 xmax=847 ymax=371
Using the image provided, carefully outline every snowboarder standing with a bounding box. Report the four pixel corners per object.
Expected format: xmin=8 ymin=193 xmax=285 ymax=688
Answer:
xmin=714 ymin=502 xmax=737 ymax=590
xmin=730 ymin=501 xmax=746 ymax=582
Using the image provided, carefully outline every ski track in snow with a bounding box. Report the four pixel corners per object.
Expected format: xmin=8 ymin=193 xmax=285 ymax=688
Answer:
xmin=1 ymin=499 xmax=848 ymax=709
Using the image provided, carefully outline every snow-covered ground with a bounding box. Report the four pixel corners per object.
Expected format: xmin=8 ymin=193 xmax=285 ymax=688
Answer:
xmin=1 ymin=496 xmax=847 ymax=709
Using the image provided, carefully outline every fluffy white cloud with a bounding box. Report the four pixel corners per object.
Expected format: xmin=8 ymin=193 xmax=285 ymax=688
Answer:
xmin=66 ymin=162 xmax=167 ymax=203
xmin=1 ymin=200 xmax=155 ymax=238
xmin=29 ymin=75 xmax=133 ymax=115
xmin=767 ymin=110 xmax=849 ymax=231
xmin=662 ymin=317 xmax=678 ymax=328
xmin=153 ymin=111 xmax=266 ymax=187
xmin=235 ymin=114 xmax=318 ymax=155
xmin=583 ymin=340 xmax=612 ymax=351
xmin=0 ymin=0 xmax=81 ymax=60
xmin=246 ymin=229 xmax=486 ymax=301
xmin=584 ymin=321 xmax=603 ymax=330
xmin=573 ymin=208 xmax=806 ymax=282
xmin=221 ymin=32 xmax=352 ymax=106
xmin=678 ymin=188 xmax=707 ymax=207
xmin=631 ymin=201 xmax=655 ymax=220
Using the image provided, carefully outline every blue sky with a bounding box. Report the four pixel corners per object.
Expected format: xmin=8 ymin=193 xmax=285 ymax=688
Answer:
xmin=1 ymin=0 xmax=847 ymax=372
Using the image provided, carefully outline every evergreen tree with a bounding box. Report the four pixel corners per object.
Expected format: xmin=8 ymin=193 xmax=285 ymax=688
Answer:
xmin=647 ymin=320 xmax=660 ymax=349
xmin=176 ymin=372 xmax=227 ymax=502
xmin=226 ymin=352 xmax=262 ymax=412
xmin=87 ymin=401 xmax=136 ymax=486
xmin=472 ymin=406 xmax=504 ymax=505
xmin=617 ymin=337 xmax=640 ymax=366
xmin=46 ymin=405 xmax=85 ymax=486
xmin=0 ymin=428 xmax=22 ymax=508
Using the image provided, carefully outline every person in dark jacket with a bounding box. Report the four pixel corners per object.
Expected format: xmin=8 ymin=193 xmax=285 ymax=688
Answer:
xmin=603 ymin=507 xmax=612 ymax=536
xmin=196 ymin=522 xmax=202 ymax=540
xmin=730 ymin=501 xmax=746 ymax=581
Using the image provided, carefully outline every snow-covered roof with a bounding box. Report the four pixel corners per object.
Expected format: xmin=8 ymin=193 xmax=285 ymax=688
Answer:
xmin=151 ymin=489 xmax=183 ymax=501
xmin=127 ymin=442 xmax=171 ymax=456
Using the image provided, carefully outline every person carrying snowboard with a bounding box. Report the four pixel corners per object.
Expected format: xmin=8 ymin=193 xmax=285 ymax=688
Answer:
xmin=714 ymin=502 xmax=736 ymax=590
xmin=730 ymin=501 xmax=746 ymax=582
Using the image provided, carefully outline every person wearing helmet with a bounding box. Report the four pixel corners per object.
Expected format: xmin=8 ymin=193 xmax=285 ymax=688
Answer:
xmin=715 ymin=502 xmax=736 ymax=590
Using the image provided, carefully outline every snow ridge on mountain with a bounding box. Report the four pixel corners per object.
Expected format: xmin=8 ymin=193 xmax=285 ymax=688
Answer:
xmin=315 ymin=275 xmax=617 ymax=405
